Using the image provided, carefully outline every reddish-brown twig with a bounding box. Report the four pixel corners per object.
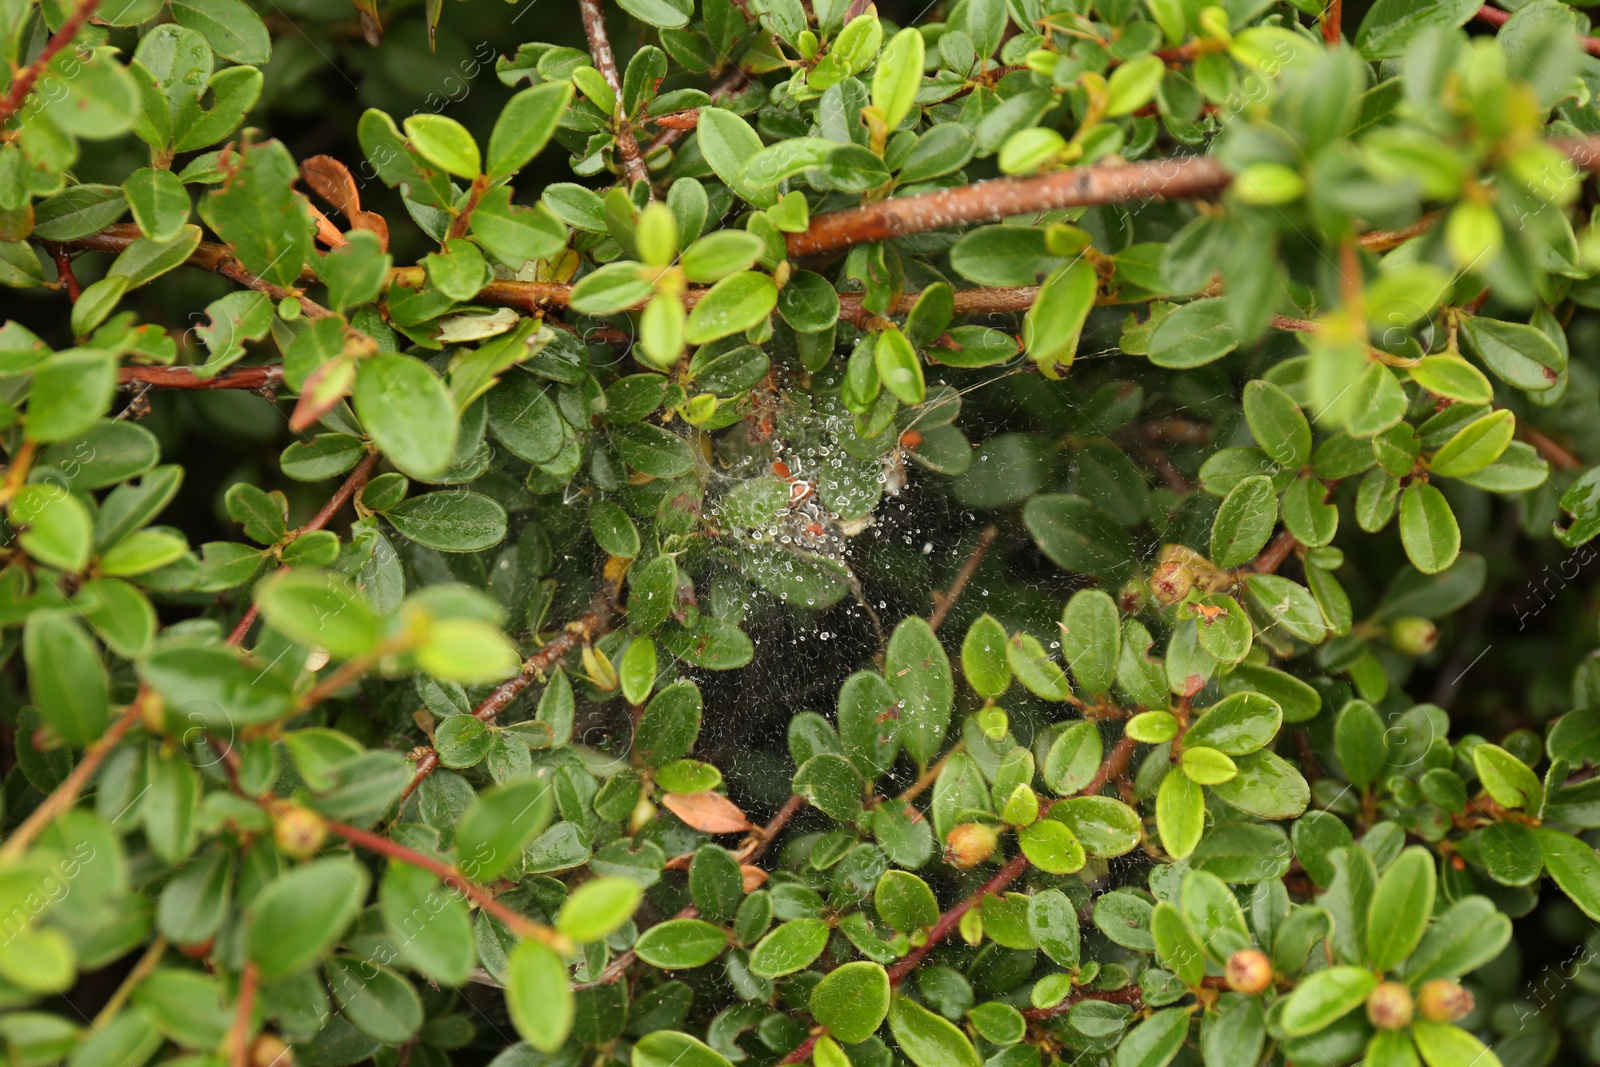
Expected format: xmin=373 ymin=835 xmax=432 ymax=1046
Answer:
xmin=226 ymin=452 xmax=380 ymax=646
xmin=929 ymin=526 xmax=999 ymax=631
xmin=119 ymin=364 xmax=284 ymax=394
xmin=778 ymin=1035 xmax=819 ymax=1065
xmin=322 ymin=816 xmax=563 ymax=945
xmin=228 ymin=964 xmax=259 ymax=1067
xmin=0 ymin=701 xmax=143 ymax=862
xmin=1252 ymin=530 xmax=1301 ymax=575
xmin=580 ymin=0 xmax=651 ymax=187
xmin=1476 ymin=5 xmax=1600 ymax=57
xmin=0 ymin=0 xmax=101 ymax=133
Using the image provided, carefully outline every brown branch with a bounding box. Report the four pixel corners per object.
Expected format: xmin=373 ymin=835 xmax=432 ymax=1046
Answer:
xmin=322 ymin=816 xmax=565 ymax=946
xmin=1021 ymin=984 xmax=1145 ymax=1021
xmin=0 ymin=0 xmax=101 ymax=134
xmin=786 ymin=156 xmax=1233 ymax=258
xmin=778 ymin=1036 xmax=819 ymax=1065
xmin=1082 ymin=733 xmax=1140 ymax=797
xmin=56 ymin=225 xmax=332 ymax=319
xmin=886 ymin=852 xmax=1029 ymax=985
xmin=1321 ymin=0 xmax=1343 ymax=44
xmin=580 ymin=0 xmax=651 ymax=188
xmin=0 ymin=700 xmax=143 ymax=862
xmin=227 ymin=452 xmax=380 ymax=646
xmin=228 ymin=964 xmax=259 ymax=1067
xmin=119 ymin=364 xmax=284 ymax=394
xmin=52 ymin=246 xmax=80 ymax=303
xmin=645 ymin=68 xmax=750 ymax=155
xmin=929 ymin=526 xmax=998 ymax=631
xmin=1252 ymin=530 xmax=1300 ymax=575
xmin=1519 ymin=424 xmax=1582 ymax=471
xmin=1476 ymin=5 xmax=1600 ymax=57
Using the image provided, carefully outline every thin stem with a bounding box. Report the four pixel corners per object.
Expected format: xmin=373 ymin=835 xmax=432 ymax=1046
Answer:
xmin=0 ymin=0 xmax=101 ymax=134
xmin=580 ymin=0 xmax=651 ymax=188
xmin=228 ymin=452 xmax=380 ymax=647
xmin=898 ymin=743 xmax=964 ymax=804
xmin=1 ymin=702 xmax=143 ymax=863
xmin=1252 ymin=530 xmax=1301 ymax=575
xmin=886 ymin=852 xmax=1030 ymax=985
xmin=1476 ymin=4 xmax=1600 ymax=57
xmin=645 ymin=67 xmax=749 ymax=155
xmin=1321 ymin=0 xmax=1343 ymax=44
xmin=229 ymin=963 xmax=259 ymax=1067
xmin=90 ymin=936 xmax=167 ymax=1029
xmin=778 ymin=1035 xmax=819 ymax=1065
xmin=929 ymin=526 xmax=998 ymax=631
xmin=322 ymin=816 xmax=566 ymax=948
xmin=1519 ymin=424 xmax=1582 ymax=471
xmin=119 ymin=364 xmax=284 ymax=394
xmin=53 ymin=246 xmax=80 ymax=303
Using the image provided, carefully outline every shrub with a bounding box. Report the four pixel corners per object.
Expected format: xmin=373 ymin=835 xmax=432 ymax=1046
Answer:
xmin=6 ymin=0 xmax=1600 ymax=1065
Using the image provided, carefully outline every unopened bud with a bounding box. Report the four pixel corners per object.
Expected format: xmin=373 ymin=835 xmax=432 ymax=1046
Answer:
xmin=629 ymin=794 xmax=657 ymax=835
xmin=138 ymin=689 xmax=166 ymax=734
xmin=1366 ymin=981 xmax=1415 ymax=1031
xmin=1225 ymin=949 xmax=1273 ymax=994
xmin=251 ymin=1035 xmax=294 ymax=1067
xmin=1418 ymin=979 xmax=1474 ymax=1023
xmin=273 ymin=805 xmax=327 ymax=859
xmin=945 ymin=823 xmax=999 ymax=869
xmin=1389 ymin=616 xmax=1439 ymax=656
xmin=1150 ymin=559 xmax=1194 ymax=604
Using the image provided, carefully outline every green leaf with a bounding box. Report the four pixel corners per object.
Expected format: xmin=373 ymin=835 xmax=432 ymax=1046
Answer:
xmin=1018 ymin=819 xmax=1085 ymax=874
xmin=748 ymin=918 xmax=829 ymax=977
xmin=888 ymin=996 xmax=982 ymax=1067
xmin=635 ymin=679 xmax=703 ymax=766
xmin=254 ymin=569 xmax=381 ymax=659
xmin=455 ymin=777 xmax=555 ymax=880
xmin=386 ymin=491 xmax=507 ymax=552
xmin=1335 ymin=699 xmax=1386 ymax=790
xmin=140 ymin=644 xmax=294 ymax=729
xmin=325 ymin=957 xmax=422 ymax=1043
xmin=1149 ymin=297 xmax=1238 ymax=368
xmin=404 ymin=114 xmax=481 ymax=178
xmin=1355 ymin=0 xmax=1478 ymax=59
xmin=1430 ymin=409 xmax=1514 ymax=478
xmin=1156 ymin=768 xmax=1204 ymax=860
xmin=197 ymin=140 xmax=309 ymax=288
xmin=1151 ymin=901 xmax=1205 ymax=986
xmin=1472 ymin=743 xmax=1542 ymax=810
xmin=1115 ymin=1007 xmax=1191 ymax=1067
xmin=685 ymin=271 xmax=777 ymax=345
xmin=1410 ymin=1020 xmax=1503 ymax=1067
xmin=1409 ymin=354 xmax=1493 ymax=405
xmin=1367 ymin=846 xmax=1436 ymax=971
xmin=10 ymin=485 xmax=92 ymax=573
xmin=26 ymin=349 xmax=116 ymax=443
xmin=1211 ymin=474 xmax=1277 ymax=567
xmin=875 ymin=326 xmax=926 ymax=405
xmin=379 ymin=862 xmax=475 ymax=985
xmin=169 ymin=0 xmax=271 ymax=62
xmin=872 ymin=28 xmax=925 ymax=130
xmin=633 ymin=1032 xmax=733 ymax=1067
xmin=124 ymin=168 xmax=190 ymax=242
xmin=1536 ymin=828 xmax=1600 ymax=920
xmin=794 ymin=753 xmax=865 ymax=822
xmin=886 ymin=616 xmax=952 ymax=766
xmin=634 ymin=918 xmax=729 ymax=968
xmin=960 ymin=614 xmax=1011 ymax=700
xmin=695 ymin=108 xmax=767 ymax=206
xmin=1405 ymin=896 xmax=1513 ymax=982
xmin=505 ymin=939 xmax=573 ymax=1053
xmin=1061 ymin=589 xmax=1120 ymax=695
xmin=1184 ymin=692 xmax=1281 ymax=755
xmin=1209 ymin=749 xmax=1310 ymax=819
xmin=354 ymin=353 xmax=460 ymax=478
xmin=811 ymin=961 xmax=890 ymax=1043
xmin=1024 ymin=260 xmax=1097 ymax=372
xmin=1280 ymin=966 xmax=1378 ymax=1037
xmin=487 ymin=82 xmax=573 ymax=180
xmin=247 ymin=859 xmax=370 ymax=980
xmin=24 ymin=612 xmax=108 ymax=747
xmin=1459 ymin=315 xmax=1565 ymax=392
